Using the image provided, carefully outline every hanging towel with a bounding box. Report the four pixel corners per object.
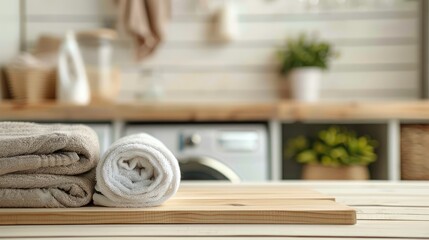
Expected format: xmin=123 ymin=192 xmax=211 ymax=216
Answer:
xmin=0 ymin=122 xmax=99 ymax=207
xmin=116 ymin=0 xmax=170 ymax=60
xmin=93 ymin=133 xmax=180 ymax=207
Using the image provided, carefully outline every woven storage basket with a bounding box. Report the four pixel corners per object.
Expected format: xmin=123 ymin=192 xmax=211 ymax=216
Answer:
xmin=401 ymin=124 xmax=429 ymax=180
xmin=5 ymin=67 xmax=56 ymax=102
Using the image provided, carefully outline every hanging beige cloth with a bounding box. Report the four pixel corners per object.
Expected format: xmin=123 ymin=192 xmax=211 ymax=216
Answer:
xmin=116 ymin=0 xmax=170 ymax=60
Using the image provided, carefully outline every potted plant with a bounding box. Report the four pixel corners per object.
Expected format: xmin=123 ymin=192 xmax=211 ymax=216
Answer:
xmin=277 ymin=34 xmax=336 ymax=102
xmin=285 ymin=127 xmax=377 ymax=180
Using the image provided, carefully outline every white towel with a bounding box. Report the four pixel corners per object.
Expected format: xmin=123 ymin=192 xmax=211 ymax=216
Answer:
xmin=93 ymin=133 xmax=180 ymax=207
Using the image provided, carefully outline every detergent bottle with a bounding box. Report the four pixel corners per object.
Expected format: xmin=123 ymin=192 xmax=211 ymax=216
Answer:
xmin=57 ymin=31 xmax=90 ymax=105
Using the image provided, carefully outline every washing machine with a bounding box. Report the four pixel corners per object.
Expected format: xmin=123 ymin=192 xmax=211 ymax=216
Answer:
xmin=125 ymin=124 xmax=269 ymax=182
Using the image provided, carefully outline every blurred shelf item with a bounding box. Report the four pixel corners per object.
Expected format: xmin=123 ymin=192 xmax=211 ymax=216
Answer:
xmin=2 ymin=101 xmax=429 ymax=121
xmin=5 ymin=52 xmax=57 ymax=103
xmin=400 ymin=124 xmax=429 ymax=180
xmin=77 ymin=29 xmax=120 ymax=103
xmin=5 ymin=66 xmax=56 ymax=103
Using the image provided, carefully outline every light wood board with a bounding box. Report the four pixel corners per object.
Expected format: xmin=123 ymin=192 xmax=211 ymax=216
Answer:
xmin=3 ymin=101 xmax=429 ymax=121
xmin=0 ymin=186 xmax=355 ymax=225
xmin=1 ymin=182 xmax=428 ymax=239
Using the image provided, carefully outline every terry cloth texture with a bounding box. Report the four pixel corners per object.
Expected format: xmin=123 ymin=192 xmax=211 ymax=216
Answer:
xmin=93 ymin=133 xmax=180 ymax=207
xmin=0 ymin=171 xmax=95 ymax=207
xmin=0 ymin=122 xmax=99 ymax=207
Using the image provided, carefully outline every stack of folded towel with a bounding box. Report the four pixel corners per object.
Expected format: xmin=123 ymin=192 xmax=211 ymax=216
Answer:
xmin=0 ymin=122 xmax=99 ymax=208
xmin=93 ymin=133 xmax=181 ymax=207
xmin=0 ymin=122 xmax=180 ymax=208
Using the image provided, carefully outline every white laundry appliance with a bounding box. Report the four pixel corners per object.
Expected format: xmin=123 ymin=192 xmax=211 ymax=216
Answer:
xmin=125 ymin=124 xmax=269 ymax=182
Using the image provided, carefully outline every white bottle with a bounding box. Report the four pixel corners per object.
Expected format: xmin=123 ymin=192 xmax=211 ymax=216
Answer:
xmin=57 ymin=31 xmax=90 ymax=105
xmin=216 ymin=0 xmax=239 ymax=43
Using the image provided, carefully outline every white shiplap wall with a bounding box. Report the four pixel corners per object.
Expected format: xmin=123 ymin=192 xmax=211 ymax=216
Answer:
xmin=0 ymin=0 xmax=20 ymax=63
xmin=24 ymin=0 xmax=421 ymax=102
xmin=0 ymin=0 xmax=20 ymax=99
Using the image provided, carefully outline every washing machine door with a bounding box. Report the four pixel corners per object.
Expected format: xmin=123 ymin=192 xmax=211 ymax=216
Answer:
xmin=179 ymin=156 xmax=240 ymax=183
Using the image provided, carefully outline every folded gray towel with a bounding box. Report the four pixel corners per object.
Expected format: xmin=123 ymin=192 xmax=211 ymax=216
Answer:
xmin=0 ymin=171 xmax=95 ymax=207
xmin=0 ymin=122 xmax=99 ymax=207
xmin=0 ymin=122 xmax=99 ymax=175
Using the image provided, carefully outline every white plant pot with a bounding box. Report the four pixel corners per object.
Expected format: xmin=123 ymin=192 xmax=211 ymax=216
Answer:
xmin=289 ymin=68 xmax=322 ymax=102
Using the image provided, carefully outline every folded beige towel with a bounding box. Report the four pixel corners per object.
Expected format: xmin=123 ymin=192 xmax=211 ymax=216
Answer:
xmin=0 ymin=122 xmax=99 ymax=175
xmin=0 ymin=122 xmax=99 ymax=207
xmin=0 ymin=171 xmax=95 ymax=208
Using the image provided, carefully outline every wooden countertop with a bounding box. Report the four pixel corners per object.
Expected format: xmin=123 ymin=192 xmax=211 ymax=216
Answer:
xmin=1 ymin=181 xmax=428 ymax=239
xmin=2 ymin=101 xmax=429 ymax=121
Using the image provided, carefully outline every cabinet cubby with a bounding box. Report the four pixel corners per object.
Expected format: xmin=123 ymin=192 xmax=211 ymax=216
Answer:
xmin=281 ymin=122 xmax=389 ymax=180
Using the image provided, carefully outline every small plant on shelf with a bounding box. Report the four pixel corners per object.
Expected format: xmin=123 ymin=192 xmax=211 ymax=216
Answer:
xmin=277 ymin=34 xmax=337 ymax=102
xmin=285 ymin=126 xmax=377 ymax=180
xmin=278 ymin=34 xmax=335 ymax=75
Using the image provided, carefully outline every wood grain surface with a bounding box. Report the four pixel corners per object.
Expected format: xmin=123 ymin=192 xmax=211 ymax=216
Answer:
xmin=2 ymin=101 xmax=429 ymax=121
xmin=0 ymin=101 xmax=277 ymax=121
xmin=0 ymin=182 xmax=428 ymax=239
xmin=0 ymin=185 xmax=355 ymax=225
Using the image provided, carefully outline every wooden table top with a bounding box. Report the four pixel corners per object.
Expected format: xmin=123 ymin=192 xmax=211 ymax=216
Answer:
xmin=2 ymin=101 xmax=429 ymax=121
xmin=0 ymin=181 xmax=428 ymax=239
xmin=0 ymin=185 xmax=355 ymax=225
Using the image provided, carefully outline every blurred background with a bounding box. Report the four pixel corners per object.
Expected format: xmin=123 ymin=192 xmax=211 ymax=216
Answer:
xmin=0 ymin=0 xmax=428 ymax=182
xmin=1 ymin=0 xmax=424 ymax=102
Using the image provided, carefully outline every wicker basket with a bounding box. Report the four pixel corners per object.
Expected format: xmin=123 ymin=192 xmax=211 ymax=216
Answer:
xmin=401 ymin=125 xmax=429 ymax=180
xmin=5 ymin=66 xmax=56 ymax=102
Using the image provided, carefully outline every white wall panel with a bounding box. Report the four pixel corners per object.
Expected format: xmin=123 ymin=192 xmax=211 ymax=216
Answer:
xmin=117 ymin=70 xmax=418 ymax=101
xmin=26 ymin=22 xmax=105 ymax=45
xmin=0 ymin=0 xmax=20 ymax=63
xmin=0 ymin=0 xmax=20 ymax=99
xmin=23 ymin=0 xmax=421 ymax=102
xmin=114 ymin=45 xmax=417 ymax=67
xmin=165 ymin=19 xmax=418 ymax=42
xmin=172 ymin=0 xmax=416 ymax=16
xmin=26 ymin=0 xmax=114 ymax=15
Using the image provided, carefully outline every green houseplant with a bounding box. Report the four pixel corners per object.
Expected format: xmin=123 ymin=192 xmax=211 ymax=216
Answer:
xmin=277 ymin=34 xmax=336 ymax=102
xmin=285 ymin=127 xmax=377 ymax=180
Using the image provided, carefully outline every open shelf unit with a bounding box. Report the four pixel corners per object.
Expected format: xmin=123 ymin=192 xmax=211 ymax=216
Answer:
xmin=281 ymin=122 xmax=389 ymax=180
xmin=3 ymin=102 xmax=429 ymax=181
xmin=2 ymin=119 xmax=424 ymax=182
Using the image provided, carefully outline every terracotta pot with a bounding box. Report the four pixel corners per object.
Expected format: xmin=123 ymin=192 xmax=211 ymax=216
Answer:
xmin=302 ymin=163 xmax=369 ymax=180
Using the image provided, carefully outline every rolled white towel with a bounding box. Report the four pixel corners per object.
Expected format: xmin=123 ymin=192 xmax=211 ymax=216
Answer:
xmin=93 ymin=133 xmax=181 ymax=207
